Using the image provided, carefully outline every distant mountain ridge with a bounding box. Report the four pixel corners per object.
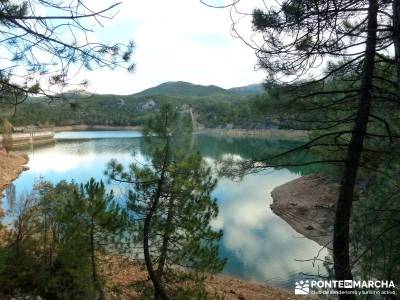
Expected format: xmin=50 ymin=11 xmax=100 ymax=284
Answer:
xmin=15 ymin=81 xmax=272 ymax=130
xmin=133 ymin=81 xmax=264 ymax=97
xmin=228 ymin=83 xmax=265 ymax=96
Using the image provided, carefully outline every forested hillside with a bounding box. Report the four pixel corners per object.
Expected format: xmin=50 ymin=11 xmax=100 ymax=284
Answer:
xmin=8 ymin=82 xmax=280 ymax=129
xmin=134 ymin=81 xmax=237 ymax=97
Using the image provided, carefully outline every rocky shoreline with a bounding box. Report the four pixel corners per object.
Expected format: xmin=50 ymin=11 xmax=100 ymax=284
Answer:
xmin=271 ymin=175 xmax=338 ymax=249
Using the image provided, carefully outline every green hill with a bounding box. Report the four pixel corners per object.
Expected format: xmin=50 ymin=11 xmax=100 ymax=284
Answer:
xmin=7 ymin=81 xmax=275 ymax=129
xmin=134 ymin=81 xmax=236 ymax=97
xmin=229 ymin=83 xmax=264 ymax=96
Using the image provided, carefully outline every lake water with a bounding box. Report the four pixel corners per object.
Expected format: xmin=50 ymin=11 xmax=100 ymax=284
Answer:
xmin=3 ymin=131 xmax=329 ymax=288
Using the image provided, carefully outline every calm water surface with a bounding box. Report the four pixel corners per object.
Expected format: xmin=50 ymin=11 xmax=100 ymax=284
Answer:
xmin=3 ymin=131 xmax=329 ymax=288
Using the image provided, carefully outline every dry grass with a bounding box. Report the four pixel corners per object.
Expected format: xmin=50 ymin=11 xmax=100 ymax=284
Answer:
xmin=101 ymin=256 xmax=315 ymax=300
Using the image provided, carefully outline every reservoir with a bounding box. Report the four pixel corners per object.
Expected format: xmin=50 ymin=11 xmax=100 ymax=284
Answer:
xmin=3 ymin=130 xmax=329 ymax=288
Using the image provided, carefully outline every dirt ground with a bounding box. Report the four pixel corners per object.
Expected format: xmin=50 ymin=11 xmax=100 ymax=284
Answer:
xmin=0 ymin=150 xmax=29 ymax=217
xmin=271 ymin=176 xmax=338 ymax=249
xmin=205 ymin=275 xmax=313 ymax=300
xmin=101 ymin=256 xmax=315 ymax=300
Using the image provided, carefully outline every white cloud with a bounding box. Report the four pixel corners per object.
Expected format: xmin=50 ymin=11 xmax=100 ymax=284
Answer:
xmin=70 ymin=0 xmax=268 ymax=94
xmin=27 ymin=149 xmax=133 ymax=173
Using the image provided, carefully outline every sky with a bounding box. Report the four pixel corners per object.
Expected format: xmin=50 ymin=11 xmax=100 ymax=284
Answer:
xmin=70 ymin=0 xmax=267 ymax=95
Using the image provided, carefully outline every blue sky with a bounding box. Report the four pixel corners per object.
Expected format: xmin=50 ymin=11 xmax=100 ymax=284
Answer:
xmin=69 ymin=0 xmax=266 ymax=95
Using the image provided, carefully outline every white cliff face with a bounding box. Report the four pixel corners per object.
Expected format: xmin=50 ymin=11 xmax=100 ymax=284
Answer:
xmin=141 ymin=99 xmax=157 ymax=111
xmin=117 ymin=98 xmax=125 ymax=108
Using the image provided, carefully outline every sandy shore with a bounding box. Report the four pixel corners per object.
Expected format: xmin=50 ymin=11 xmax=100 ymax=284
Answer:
xmin=0 ymin=150 xmax=29 ymax=217
xmin=271 ymin=176 xmax=338 ymax=249
xmin=101 ymin=256 xmax=314 ymax=300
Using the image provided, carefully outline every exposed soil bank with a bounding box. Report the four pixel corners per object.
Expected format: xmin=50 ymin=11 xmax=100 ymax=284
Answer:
xmin=1 ymin=132 xmax=55 ymax=149
xmin=0 ymin=150 xmax=29 ymax=217
xmin=271 ymin=176 xmax=338 ymax=249
xmin=101 ymin=256 xmax=314 ymax=300
xmin=39 ymin=125 xmax=142 ymax=132
xmin=198 ymin=128 xmax=309 ymax=141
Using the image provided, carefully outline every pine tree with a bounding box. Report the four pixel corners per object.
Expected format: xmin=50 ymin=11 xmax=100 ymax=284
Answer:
xmin=0 ymin=179 xmax=127 ymax=299
xmin=0 ymin=0 xmax=134 ymax=114
xmin=107 ymin=105 xmax=226 ymax=299
xmin=72 ymin=178 xmax=127 ymax=300
xmin=220 ymin=2 xmax=399 ymax=298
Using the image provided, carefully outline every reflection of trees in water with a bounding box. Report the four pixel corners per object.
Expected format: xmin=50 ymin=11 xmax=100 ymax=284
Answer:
xmin=57 ymin=138 xmax=143 ymax=156
xmin=30 ymin=133 xmax=331 ymax=177
xmin=5 ymin=184 xmax=16 ymax=211
xmin=18 ymin=138 xmax=145 ymax=159
xmin=193 ymin=134 xmax=332 ymax=176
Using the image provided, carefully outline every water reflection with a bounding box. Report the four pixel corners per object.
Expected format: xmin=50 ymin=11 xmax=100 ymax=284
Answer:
xmin=5 ymin=184 xmax=16 ymax=211
xmin=3 ymin=131 xmax=329 ymax=288
xmin=208 ymin=165 xmax=328 ymax=286
xmin=55 ymin=130 xmax=142 ymax=139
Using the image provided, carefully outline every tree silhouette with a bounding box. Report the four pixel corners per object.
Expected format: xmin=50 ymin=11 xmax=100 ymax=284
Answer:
xmin=0 ymin=0 xmax=134 ymax=113
xmin=208 ymin=0 xmax=400 ymax=298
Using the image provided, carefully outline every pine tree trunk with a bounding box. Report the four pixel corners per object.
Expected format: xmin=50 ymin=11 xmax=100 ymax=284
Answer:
xmin=90 ymin=218 xmax=105 ymax=300
xmin=393 ymin=0 xmax=400 ymax=85
xmin=156 ymin=190 xmax=176 ymax=299
xmin=143 ymin=141 xmax=170 ymax=300
xmin=333 ymin=0 xmax=378 ymax=299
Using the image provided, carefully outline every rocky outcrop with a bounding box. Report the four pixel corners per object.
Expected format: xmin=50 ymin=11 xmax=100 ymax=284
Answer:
xmin=141 ymin=99 xmax=157 ymax=111
xmin=271 ymin=176 xmax=338 ymax=249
